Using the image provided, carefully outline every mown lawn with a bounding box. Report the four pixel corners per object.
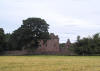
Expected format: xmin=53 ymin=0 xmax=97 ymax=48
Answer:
xmin=0 ymin=56 xmax=100 ymax=71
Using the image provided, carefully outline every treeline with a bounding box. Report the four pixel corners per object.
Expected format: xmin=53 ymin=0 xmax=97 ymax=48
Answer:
xmin=0 ymin=18 xmax=50 ymax=53
xmin=0 ymin=17 xmax=100 ymax=56
xmin=70 ymin=33 xmax=100 ymax=55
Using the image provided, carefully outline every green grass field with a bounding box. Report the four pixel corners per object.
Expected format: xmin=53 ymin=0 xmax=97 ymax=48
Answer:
xmin=0 ymin=56 xmax=100 ymax=71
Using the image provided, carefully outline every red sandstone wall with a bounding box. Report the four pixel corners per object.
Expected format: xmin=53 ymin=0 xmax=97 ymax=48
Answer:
xmin=35 ymin=33 xmax=59 ymax=53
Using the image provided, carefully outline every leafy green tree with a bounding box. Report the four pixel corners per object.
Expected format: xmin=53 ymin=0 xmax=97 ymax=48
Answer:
xmin=92 ymin=33 xmax=100 ymax=54
xmin=5 ymin=33 xmax=11 ymax=50
xmin=0 ymin=28 xmax=5 ymax=52
xmin=10 ymin=18 xmax=50 ymax=50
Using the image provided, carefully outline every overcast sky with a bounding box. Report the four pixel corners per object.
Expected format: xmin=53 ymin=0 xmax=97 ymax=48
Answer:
xmin=0 ymin=0 xmax=100 ymax=43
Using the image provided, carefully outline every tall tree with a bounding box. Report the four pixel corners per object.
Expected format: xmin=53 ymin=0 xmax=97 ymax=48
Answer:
xmin=5 ymin=33 xmax=11 ymax=50
xmin=10 ymin=18 xmax=50 ymax=50
xmin=0 ymin=28 xmax=5 ymax=51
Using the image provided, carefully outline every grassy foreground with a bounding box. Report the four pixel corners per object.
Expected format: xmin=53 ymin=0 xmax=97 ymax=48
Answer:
xmin=0 ymin=56 xmax=100 ymax=71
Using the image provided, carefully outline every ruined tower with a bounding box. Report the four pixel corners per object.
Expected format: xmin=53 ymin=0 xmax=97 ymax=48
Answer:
xmin=65 ymin=39 xmax=71 ymax=48
xmin=35 ymin=33 xmax=59 ymax=54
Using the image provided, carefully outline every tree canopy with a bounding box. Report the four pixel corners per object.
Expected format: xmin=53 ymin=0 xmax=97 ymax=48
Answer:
xmin=10 ymin=18 xmax=50 ymax=50
xmin=0 ymin=17 xmax=100 ymax=56
xmin=70 ymin=33 xmax=100 ymax=55
xmin=0 ymin=28 xmax=5 ymax=52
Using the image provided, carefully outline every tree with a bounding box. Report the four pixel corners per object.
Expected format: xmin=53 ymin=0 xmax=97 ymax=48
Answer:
xmin=92 ymin=33 xmax=100 ymax=54
xmin=0 ymin=28 xmax=5 ymax=52
xmin=10 ymin=18 xmax=50 ymax=50
xmin=71 ymin=33 xmax=100 ymax=55
xmin=5 ymin=33 xmax=11 ymax=50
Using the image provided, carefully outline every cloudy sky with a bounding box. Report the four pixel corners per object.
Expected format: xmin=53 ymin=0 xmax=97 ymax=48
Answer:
xmin=0 ymin=0 xmax=100 ymax=43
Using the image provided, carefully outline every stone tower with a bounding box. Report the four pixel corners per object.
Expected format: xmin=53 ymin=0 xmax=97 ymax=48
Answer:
xmin=65 ymin=39 xmax=71 ymax=48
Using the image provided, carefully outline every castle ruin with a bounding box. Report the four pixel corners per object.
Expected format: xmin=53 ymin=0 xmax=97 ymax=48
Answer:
xmin=4 ymin=33 xmax=72 ymax=55
xmin=34 ymin=33 xmax=71 ymax=55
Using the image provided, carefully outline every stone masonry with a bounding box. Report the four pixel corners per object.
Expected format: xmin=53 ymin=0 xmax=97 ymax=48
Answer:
xmin=34 ymin=33 xmax=71 ymax=54
xmin=35 ymin=33 xmax=59 ymax=54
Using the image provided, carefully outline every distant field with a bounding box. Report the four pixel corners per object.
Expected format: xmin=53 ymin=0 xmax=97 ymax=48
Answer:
xmin=0 ymin=56 xmax=100 ymax=71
